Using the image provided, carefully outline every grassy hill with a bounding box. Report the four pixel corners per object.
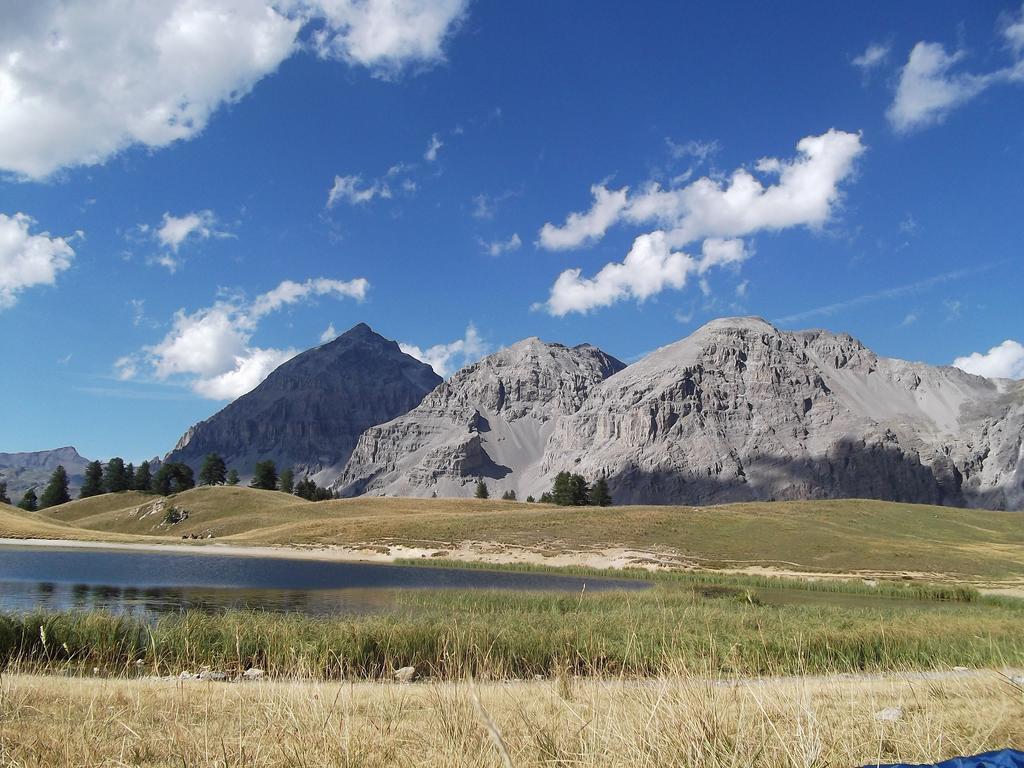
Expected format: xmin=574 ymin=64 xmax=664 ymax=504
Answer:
xmin=3 ymin=488 xmax=1023 ymax=582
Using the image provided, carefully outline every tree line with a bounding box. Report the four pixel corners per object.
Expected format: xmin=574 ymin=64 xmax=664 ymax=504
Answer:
xmin=473 ymin=471 xmax=612 ymax=506
xmin=5 ymin=453 xmax=334 ymax=512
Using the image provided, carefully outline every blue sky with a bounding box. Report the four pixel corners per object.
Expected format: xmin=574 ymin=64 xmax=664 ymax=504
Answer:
xmin=1 ymin=1 xmax=1023 ymax=462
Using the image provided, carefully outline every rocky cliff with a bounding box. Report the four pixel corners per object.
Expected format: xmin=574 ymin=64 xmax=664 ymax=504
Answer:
xmin=333 ymin=338 xmax=625 ymax=498
xmin=166 ymin=323 xmax=442 ymax=484
xmin=540 ymin=317 xmax=1024 ymax=509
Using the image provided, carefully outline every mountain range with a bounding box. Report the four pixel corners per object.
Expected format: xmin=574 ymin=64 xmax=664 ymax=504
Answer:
xmin=5 ymin=318 xmax=1022 ymax=510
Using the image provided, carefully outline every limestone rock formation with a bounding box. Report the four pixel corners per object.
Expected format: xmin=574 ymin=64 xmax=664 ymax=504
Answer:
xmin=539 ymin=317 xmax=1024 ymax=509
xmin=333 ymin=338 xmax=625 ymax=498
xmin=165 ymin=323 xmax=441 ymax=484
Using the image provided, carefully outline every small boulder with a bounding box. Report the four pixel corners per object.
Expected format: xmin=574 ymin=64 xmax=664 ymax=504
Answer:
xmin=198 ymin=669 xmax=227 ymax=682
xmin=874 ymin=707 xmax=904 ymax=723
xmin=241 ymin=668 xmax=265 ymax=681
xmin=394 ymin=666 xmax=418 ymax=684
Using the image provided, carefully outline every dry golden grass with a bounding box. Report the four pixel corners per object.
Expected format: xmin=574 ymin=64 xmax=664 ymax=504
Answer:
xmin=1 ymin=670 xmax=1021 ymax=767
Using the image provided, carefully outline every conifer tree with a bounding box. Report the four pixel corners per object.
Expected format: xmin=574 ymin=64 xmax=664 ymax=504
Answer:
xmin=80 ymin=460 xmax=104 ymax=498
xmin=134 ymin=461 xmax=152 ymax=491
xmin=39 ymin=465 xmax=71 ymax=509
xmin=0 ymin=478 xmax=10 ymax=505
xmin=103 ymin=457 xmax=131 ymax=493
xmin=226 ymin=469 xmax=240 ymax=486
xmin=18 ymin=488 xmax=38 ymax=511
xmin=250 ymin=461 xmax=278 ymax=491
xmin=152 ymin=463 xmax=195 ymax=495
xmin=278 ymin=467 xmax=294 ymax=494
xmin=551 ymin=471 xmax=574 ymax=505
xmin=591 ymin=475 xmax=612 ymax=507
xmin=474 ymin=479 xmax=489 ymax=499
xmin=199 ymin=453 xmax=227 ymax=486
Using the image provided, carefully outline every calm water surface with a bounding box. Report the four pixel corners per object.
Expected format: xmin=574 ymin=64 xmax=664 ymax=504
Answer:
xmin=0 ymin=543 xmax=646 ymax=617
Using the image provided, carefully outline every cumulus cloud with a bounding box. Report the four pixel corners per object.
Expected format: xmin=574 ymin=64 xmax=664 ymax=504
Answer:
xmin=424 ymin=133 xmax=443 ymax=162
xmin=309 ymin=0 xmax=468 ymax=77
xmin=665 ymin=138 xmax=719 ymax=163
xmin=320 ymin=323 xmax=338 ymax=343
xmin=400 ymin=323 xmax=487 ymax=377
xmin=538 ymin=184 xmax=630 ymax=250
xmin=0 ymin=1 xmax=468 ymax=180
xmin=0 ymin=212 xmax=76 ymax=308
xmin=156 ymin=210 xmax=222 ymax=252
xmin=326 ymin=174 xmax=392 ymax=207
xmin=852 ymin=42 xmax=890 ymax=72
xmin=539 ymin=130 xmax=864 ymax=315
xmin=125 ymin=275 xmax=368 ymax=399
xmin=953 ymin=340 xmax=1024 ymax=380
xmin=480 ymin=233 xmax=522 ymax=256
xmin=888 ymin=17 xmax=1024 ymax=134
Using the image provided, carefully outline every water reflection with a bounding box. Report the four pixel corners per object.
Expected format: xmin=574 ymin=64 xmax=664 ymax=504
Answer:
xmin=0 ymin=543 xmax=646 ymax=619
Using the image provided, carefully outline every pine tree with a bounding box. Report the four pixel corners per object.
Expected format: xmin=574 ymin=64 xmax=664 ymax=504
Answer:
xmin=226 ymin=469 xmax=240 ymax=486
xmin=125 ymin=463 xmax=136 ymax=490
xmin=551 ymin=471 xmax=574 ymax=505
xmin=569 ymin=474 xmax=591 ymax=506
xmin=80 ymin=460 xmax=104 ymax=498
xmin=250 ymin=461 xmax=278 ymax=491
xmin=525 ymin=495 xmax=535 ymax=503
xmin=538 ymin=492 xmax=553 ymax=504
xmin=103 ymin=457 xmax=131 ymax=493
xmin=0 ymin=479 xmax=10 ymax=505
xmin=474 ymin=479 xmax=489 ymax=499
xmin=39 ymin=465 xmax=71 ymax=509
xmin=278 ymin=468 xmax=294 ymax=494
xmin=591 ymin=475 xmax=612 ymax=507
xmin=152 ymin=463 xmax=195 ymax=496
xmin=134 ymin=461 xmax=152 ymax=492
xmin=199 ymin=453 xmax=227 ymax=486
xmin=500 ymin=489 xmax=517 ymax=501
xmin=18 ymin=488 xmax=38 ymax=511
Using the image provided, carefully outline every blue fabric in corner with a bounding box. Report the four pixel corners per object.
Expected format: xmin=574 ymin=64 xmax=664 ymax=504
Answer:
xmin=868 ymin=750 xmax=1024 ymax=768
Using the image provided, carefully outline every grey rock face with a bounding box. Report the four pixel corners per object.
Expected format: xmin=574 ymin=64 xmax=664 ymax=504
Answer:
xmin=333 ymin=338 xmax=625 ymax=498
xmin=165 ymin=323 xmax=442 ymax=485
xmin=540 ymin=317 xmax=1024 ymax=510
xmin=0 ymin=446 xmax=91 ymax=502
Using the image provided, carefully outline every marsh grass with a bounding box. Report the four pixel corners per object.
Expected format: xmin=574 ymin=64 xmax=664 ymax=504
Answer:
xmin=2 ymin=583 xmax=1022 ymax=681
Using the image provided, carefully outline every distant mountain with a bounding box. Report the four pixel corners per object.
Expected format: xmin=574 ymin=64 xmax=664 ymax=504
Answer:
xmin=334 ymin=337 xmax=625 ymax=498
xmin=0 ymin=446 xmax=91 ymax=502
xmin=540 ymin=317 xmax=1024 ymax=509
xmin=165 ymin=323 xmax=442 ymax=484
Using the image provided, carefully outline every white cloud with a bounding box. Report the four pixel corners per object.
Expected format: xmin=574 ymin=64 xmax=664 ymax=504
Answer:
xmin=151 ymin=253 xmax=182 ymax=273
xmin=0 ymin=1 xmax=468 ymax=180
xmin=953 ymin=340 xmax=1024 ymax=380
xmin=132 ymin=274 xmax=368 ymax=399
xmin=852 ymin=42 xmax=890 ymax=72
xmin=539 ymin=130 xmax=864 ymax=315
xmin=665 ymin=138 xmax=719 ymax=163
xmin=309 ymin=0 xmax=468 ymax=77
xmin=538 ymin=184 xmax=630 ymax=250
xmin=114 ymin=356 xmax=138 ymax=381
xmin=326 ymin=174 xmax=392 ymax=207
xmin=424 ymin=133 xmax=443 ymax=162
xmin=543 ymin=232 xmax=695 ymax=316
xmin=887 ymin=28 xmax=1024 ymax=134
xmin=192 ymin=346 xmax=298 ymax=399
xmin=735 ymin=279 xmax=750 ymax=298
xmin=400 ymin=323 xmax=487 ymax=377
xmin=0 ymin=212 xmax=76 ymax=308
xmin=249 ymin=277 xmax=368 ymax=318
xmin=480 ymin=233 xmax=522 ymax=256
xmin=156 ymin=210 xmax=222 ymax=251
xmin=900 ymin=312 xmax=918 ymax=326
xmin=320 ymin=323 xmax=338 ymax=343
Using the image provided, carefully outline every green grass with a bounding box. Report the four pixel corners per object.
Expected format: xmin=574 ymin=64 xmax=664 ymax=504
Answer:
xmin=3 ymin=582 xmax=1022 ymax=680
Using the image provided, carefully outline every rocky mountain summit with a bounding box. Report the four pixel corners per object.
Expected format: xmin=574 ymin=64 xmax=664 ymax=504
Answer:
xmin=541 ymin=317 xmax=1024 ymax=509
xmin=166 ymin=323 xmax=441 ymax=484
xmin=333 ymin=337 xmax=625 ymax=498
xmin=0 ymin=446 xmax=91 ymax=501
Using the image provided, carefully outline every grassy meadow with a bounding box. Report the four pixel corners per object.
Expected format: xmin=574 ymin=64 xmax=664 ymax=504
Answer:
xmin=3 ymin=486 xmax=1024 ymax=585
